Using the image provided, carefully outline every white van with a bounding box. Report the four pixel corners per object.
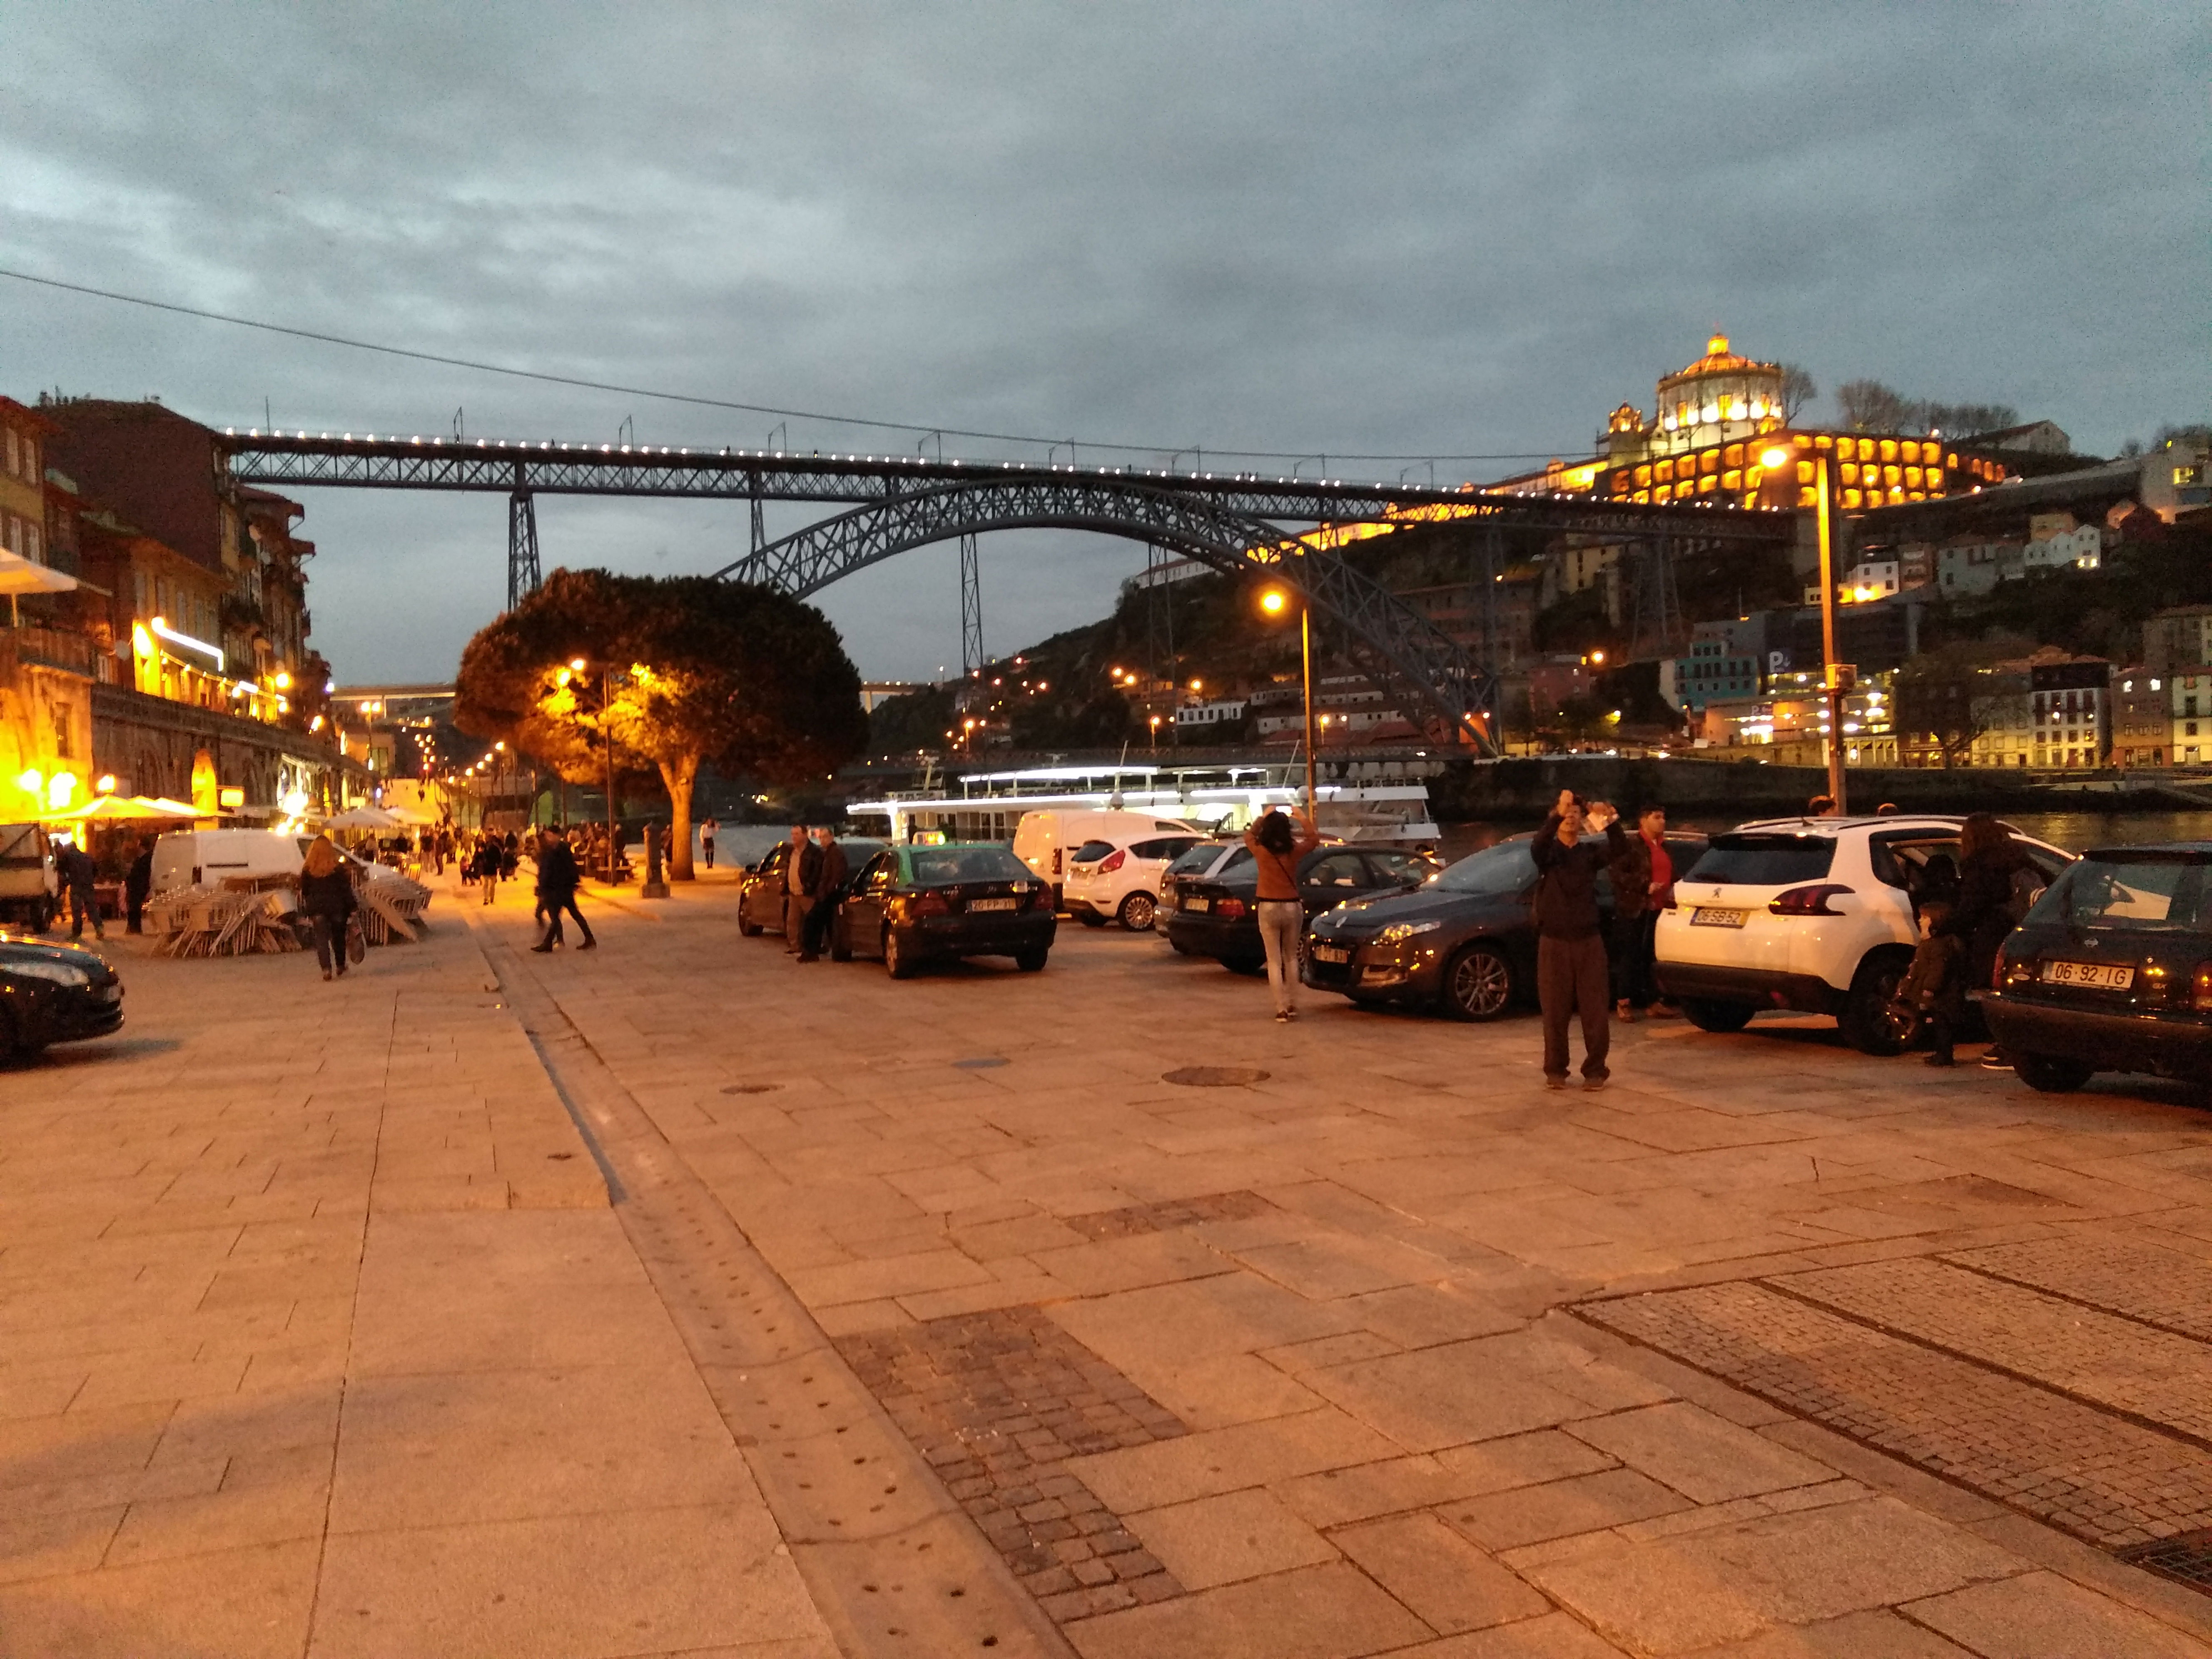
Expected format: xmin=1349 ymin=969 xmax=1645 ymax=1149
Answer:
xmin=151 ymin=829 xmax=408 ymax=897
xmin=1012 ymin=810 xmax=1205 ymax=906
xmin=0 ymin=822 xmax=59 ymax=931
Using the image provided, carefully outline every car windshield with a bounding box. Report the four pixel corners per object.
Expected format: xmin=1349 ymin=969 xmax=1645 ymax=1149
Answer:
xmin=1168 ymin=843 xmax=1226 ymax=875
xmin=909 ymin=846 xmax=1030 ymax=884
xmin=2038 ymin=853 xmax=2210 ymax=933
xmin=1069 ymin=840 xmax=1117 ymax=863
xmin=1686 ymin=834 xmax=1837 ymax=886
xmin=1435 ymin=840 xmax=1537 ymax=894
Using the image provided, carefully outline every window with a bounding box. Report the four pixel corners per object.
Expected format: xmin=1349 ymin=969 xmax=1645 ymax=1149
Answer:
xmin=1069 ymin=840 xmax=1116 ymax=864
xmin=2 ymin=430 xmax=14 ymax=475
xmin=1436 ymin=841 xmax=1537 ymax=895
xmin=1685 ymin=835 xmax=1838 ymax=885
xmin=2035 ymin=853 xmax=2210 ymax=933
xmin=1305 ymin=853 xmax=1371 ymax=889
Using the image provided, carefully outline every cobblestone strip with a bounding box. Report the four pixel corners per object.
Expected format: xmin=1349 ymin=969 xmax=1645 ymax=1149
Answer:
xmin=1066 ymin=1189 xmax=1274 ymax=1241
xmin=838 ymin=1307 xmax=1188 ymax=1624
xmin=1775 ymin=1258 xmax=2212 ymax=1446
xmin=1947 ymin=1234 xmax=2212 ymax=1344
xmin=1581 ymin=1282 xmax=2212 ymax=1548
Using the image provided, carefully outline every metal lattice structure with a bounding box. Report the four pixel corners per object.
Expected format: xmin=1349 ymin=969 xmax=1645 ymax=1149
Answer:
xmin=506 ymin=489 xmax=542 ymax=610
xmin=712 ymin=476 xmax=1510 ymax=750
xmin=958 ymin=533 xmax=984 ymax=684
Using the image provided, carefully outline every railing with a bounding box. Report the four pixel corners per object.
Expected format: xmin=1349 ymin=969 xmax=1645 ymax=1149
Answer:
xmin=2 ymin=624 xmax=99 ymax=678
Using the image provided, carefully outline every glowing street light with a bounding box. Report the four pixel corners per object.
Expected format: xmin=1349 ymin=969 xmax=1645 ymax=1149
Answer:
xmin=1258 ymin=586 xmax=1318 ymax=814
xmin=1762 ymin=442 xmax=1848 ymax=811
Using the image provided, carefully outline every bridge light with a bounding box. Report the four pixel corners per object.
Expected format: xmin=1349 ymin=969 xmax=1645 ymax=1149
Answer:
xmin=1260 ymin=589 xmax=1288 ymax=615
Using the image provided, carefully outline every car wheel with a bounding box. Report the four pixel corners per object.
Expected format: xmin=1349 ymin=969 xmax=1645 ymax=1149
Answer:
xmin=0 ymin=1006 xmax=34 ymax=1064
xmin=884 ymin=927 xmax=918 ymax=979
xmin=1118 ymin=892 xmax=1156 ymax=932
xmin=1077 ymin=910 xmax=1108 ymax=928
xmin=2015 ymin=1052 xmax=2095 ymax=1093
xmin=1015 ymin=948 xmax=1049 ymax=972
xmin=1842 ymin=954 xmax=1914 ymax=1057
xmin=736 ymin=899 xmax=761 ymax=937
xmin=1440 ymin=942 xmax=1514 ymax=1021
xmin=829 ymin=917 xmax=852 ymax=962
xmin=1681 ymin=998 xmax=1756 ymax=1033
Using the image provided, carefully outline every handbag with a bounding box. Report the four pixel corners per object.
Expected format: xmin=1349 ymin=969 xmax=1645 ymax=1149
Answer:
xmin=346 ymin=914 xmax=366 ymax=965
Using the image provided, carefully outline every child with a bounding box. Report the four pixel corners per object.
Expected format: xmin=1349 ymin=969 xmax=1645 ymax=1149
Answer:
xmin=1896 ymin=853 xmax=1963 ymax=1064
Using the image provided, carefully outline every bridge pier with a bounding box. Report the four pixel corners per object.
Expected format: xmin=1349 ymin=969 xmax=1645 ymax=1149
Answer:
xmin=507 ymin=488 xmax=543 ymax=611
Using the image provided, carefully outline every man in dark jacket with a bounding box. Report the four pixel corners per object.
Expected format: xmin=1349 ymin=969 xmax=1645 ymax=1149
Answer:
xmin=59 ymin=837 xmax=103 ymax=941
xmin=530 ymin=830 xmax=596 ymax=953
xmin=1530 ymin=789 xmax=1627 ymax=1090
xmin=800 ymin=827 xmax=848 ymax=962
xmin=125 ymin=837 xmax=155 ymax=935
xmin=1607 ymin=806 xmax=1674 ymax=1020
xmin=782 ymin=826 xmax=820 ymax=955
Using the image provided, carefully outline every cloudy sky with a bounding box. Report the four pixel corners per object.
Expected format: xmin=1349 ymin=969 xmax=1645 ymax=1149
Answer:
xmin=3 ymin=2 xmax=2203 ymax=684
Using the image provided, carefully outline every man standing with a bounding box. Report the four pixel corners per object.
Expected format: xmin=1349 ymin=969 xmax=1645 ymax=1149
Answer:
xmin=801 ymin=826 xmax=847 ymax=962
xmin=1608 ymin=806 xmax=1674 ymax=1021
xmin=700 ymin=817 xmax=717 ymax=870
xmin=530 ymin=828 xmax=596 ymax=952
xmin=782 ymin=825 xmax=818 ymax=955
xmin=124 ymin=835 xmax=154 ymax=935
xmin=1530 ymin=789 xmax=1626 ymax=1090
xmin=59 ymin=836 xmax=103 ymax=941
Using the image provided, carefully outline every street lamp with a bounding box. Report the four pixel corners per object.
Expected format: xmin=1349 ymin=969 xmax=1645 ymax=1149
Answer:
xmin=1259 ymin=586 xmax=1317 ymax=815
xmin=1762 ymin=444 xmax=1848 ymax=812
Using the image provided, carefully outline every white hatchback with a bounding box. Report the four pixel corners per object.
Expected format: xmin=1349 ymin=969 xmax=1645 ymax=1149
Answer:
xmin=1063 ymin=830 xmax=1208 ymax=931
xmin=1654 ymin=815 xmax=2073 ymax=1054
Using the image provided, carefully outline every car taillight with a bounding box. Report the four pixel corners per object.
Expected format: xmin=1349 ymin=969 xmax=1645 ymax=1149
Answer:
xmin=1769 ymin=884 xmax=1853 ymax=917
xmin=2195 ymin=962 xmax=2212 ymax=1012
xmin=910 ymin=892 xmax=950 ymax=917
xmin=1216 ymin=897 xmax=1248 ymax=919
xmin=2000 ymin=954 xmax=2028 ymax=991
xmin=1029 ymin=884 xmax=1054 ymax=912
xmin=1099 ymin=849 xmax=1126 ymax=874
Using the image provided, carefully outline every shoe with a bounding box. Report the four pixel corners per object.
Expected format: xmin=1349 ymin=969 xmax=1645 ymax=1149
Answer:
xmin=1283 ymin=1008 xmax=1300 ymax=1021
xmin=1980 ymin=1048 xmax=2011 ymax=1071
xmin=578 ymin=938 xmax=596 ymax=950
xmin=1925 ymin=1050 xmax=1955 ymax=1068
xmin=530 ymin=943 xmax=553 ymax=954
xmin=1583 ymin=1074 xmax=1609 ymax=1091
xmin=322 ymin=969 xmax=333 ymax=981
xmin=1544 ymin=1074 xmax=1567 ymax=1090
xmin=1275 ymin=1011 xmax=1290 ymax=1023
xmin=1616 ymin=1000 xmax=1637 ymax=1021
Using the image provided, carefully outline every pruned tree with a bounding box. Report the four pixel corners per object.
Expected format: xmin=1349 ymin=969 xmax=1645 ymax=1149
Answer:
xmin=1778 ymin=363 xmax=1818 ymax=422
xmin=1891 ymin=641 xmax=2014 ymax=770
xmin=1836 ymin=380 xmax=1917 ymax=433
xmin=1835 ymin=380 xmax=2018 ymax=438
xmin=456 ymin=569 xmax=866 ymax=879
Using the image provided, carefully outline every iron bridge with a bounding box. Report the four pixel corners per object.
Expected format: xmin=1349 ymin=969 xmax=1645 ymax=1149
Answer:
xmin=220 ymin=430 xmax=1793 ymax=755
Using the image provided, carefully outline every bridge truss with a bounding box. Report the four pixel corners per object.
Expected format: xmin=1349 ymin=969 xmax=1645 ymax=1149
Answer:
xmin=220 ymin=432 xmax=1793 ymax=756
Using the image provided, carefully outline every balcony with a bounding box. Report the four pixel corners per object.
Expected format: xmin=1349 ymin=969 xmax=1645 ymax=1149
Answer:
xmin=2 ymin=624 xmax=99 ymax=679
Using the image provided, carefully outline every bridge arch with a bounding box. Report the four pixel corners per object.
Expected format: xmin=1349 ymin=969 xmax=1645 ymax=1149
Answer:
xmin=709 ymin=476 xmax=1500 ymax=752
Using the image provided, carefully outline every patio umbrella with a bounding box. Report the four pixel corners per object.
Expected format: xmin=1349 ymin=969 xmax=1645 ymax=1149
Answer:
xmin=0 ymin=550 xmax=77 ymax=625
xmin=322 ymin=805 xmax=400 ymax=830
xmin=45 ymin=794 xmax=202 ymax=822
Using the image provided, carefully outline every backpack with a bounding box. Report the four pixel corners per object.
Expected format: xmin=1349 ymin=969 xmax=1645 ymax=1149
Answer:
xmin=2005 ymin=862 xmax=2046 ymax=924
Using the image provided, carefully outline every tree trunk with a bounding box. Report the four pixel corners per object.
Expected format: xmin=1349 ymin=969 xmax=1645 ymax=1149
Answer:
xmin=659 ymin=752 xmax=700 ymax=880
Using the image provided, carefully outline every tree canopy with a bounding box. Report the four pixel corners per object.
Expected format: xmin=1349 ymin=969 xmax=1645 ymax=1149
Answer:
xmin=455 ymin=569 xmax=867 ymax=877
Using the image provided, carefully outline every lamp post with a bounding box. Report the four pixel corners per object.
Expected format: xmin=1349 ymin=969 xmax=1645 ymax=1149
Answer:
xmin=1260 ymin=587 xmax=1317 ymax=815
xmin=1762 ymin=445 xmax=1848 ymax=814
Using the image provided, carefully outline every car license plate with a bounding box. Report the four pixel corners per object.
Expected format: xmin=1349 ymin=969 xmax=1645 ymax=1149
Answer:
xmin=970 ymin=897 xmax=1018 ymax=912
xmin=1312 ymin=944 xmax=1350 ymax=964
xmin=1691 ymin=907 xmax=1749 ymax=928
xmin=2040 ymin=959 xmax=2132 ymax=990
xmin=1183 ymin=896 xmax=1210 ymax=912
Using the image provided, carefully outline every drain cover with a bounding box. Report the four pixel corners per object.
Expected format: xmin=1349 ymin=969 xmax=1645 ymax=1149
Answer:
xmin=1163 ymin=1066 xmax=1270 ymax=1088
xmin=954 ymin=1057 xmax=1009 ymax=1070
xmin=721 ymin=1082 xmax=783 ymax=1095
xmin=2121 ymin=1530 xmax=2212 ymax=1593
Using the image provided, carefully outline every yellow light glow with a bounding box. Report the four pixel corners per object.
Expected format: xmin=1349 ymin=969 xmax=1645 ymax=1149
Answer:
xmin=96 ymin=774 xmax=117 ymax=794
xmin=570 ymin=658 xmax=587 ymax=672
xmin=16 ymin=769 xmax=42 ymax=795
xmin=1260 ymin=590 xmax=1287 ymax=614
xmin=47 ymin=773 xmax=77 ymax=810
xmin=1759 ymin=446 xmax=1793 ymax=470
xmin=274 ymin=671 xmax=291 ymax=690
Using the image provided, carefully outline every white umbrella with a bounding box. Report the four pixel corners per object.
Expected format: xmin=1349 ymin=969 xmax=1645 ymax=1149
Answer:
xmin=322 ymin=805 xmax=400 ymax=830
xmin=0 ymin=551 xmax=76 ymax=625
xmin=45 ymin=794 xmax=202 ymax=823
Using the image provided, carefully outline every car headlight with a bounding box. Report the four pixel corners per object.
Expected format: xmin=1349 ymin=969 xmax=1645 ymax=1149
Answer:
xmin=1375 ymin=920 xmax=1442 ymax=943
xmin=10 ymin=960 xmax=91 ymax=987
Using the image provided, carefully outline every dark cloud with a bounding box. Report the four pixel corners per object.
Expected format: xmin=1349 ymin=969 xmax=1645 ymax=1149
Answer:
xmin=2 ymin=2 xmax=2202 ymax=682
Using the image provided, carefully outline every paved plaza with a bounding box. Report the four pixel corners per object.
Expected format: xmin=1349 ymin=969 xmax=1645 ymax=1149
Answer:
xmin=5 ymin=872 xmax=2212 ymax=1657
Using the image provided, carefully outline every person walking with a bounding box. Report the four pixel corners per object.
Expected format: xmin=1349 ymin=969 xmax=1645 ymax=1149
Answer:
xmin=58 ymin=836 xmax=103 ymax=941
xmin=700 ymin=817 xmax=717 ymax=870
xmin=299 ymin=834 xmax=359 ymax=981
xmin=124 ymin=836 xmax=154 ymax=935
xmin=1244 ymin=805 xmax=1319 ymax=1022
xmin=1532 ymin=789 xmax=1627 ymax=1090
xmin=1608 ymin=805 xmax=1673 ymax=1021
xmin=782 ymin=825 xmax=818 ymax=955
xmin=475 ymin=833 xmax=503 ymax=904
xmin=530 ymin=828 xmax=596 ymax=952
xmin=1925 ymin=812 xmax=2034 ymax=1068
xmin=801 ymin=826 xmax=847 ymax=961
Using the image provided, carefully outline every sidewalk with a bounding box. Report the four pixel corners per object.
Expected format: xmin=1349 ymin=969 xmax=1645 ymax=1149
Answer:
xmin=0 ymin=895 xmax=833 ymax=1658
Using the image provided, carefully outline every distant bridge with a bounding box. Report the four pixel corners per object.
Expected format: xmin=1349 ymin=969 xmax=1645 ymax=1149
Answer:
xmin=222 ymin=431 xmax=1793 ymax=756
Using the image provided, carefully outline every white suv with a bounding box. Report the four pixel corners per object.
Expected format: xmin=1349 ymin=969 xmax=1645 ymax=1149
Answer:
xmin=1065 ymin=831 xmax=1207 ymax=930
xmin=1654 ymin=815 xmax=2073 ymax=1054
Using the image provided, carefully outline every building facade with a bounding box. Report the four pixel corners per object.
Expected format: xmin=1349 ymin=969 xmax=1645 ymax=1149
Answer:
xmin=2175 ymin=668 xmax=2212 ymax=767
xmin=2111 ymin=669 xmax=2170 ymax=767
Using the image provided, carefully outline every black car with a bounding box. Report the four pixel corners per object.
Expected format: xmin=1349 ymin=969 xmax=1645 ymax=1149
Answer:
xmin=737 ymin=837 xmax=887 ymax=936
xmin=1981 ymin=842 xmax=2212 ymax=1093
xmin=831 ymin=843 xmax=1057 ymax=977
xmin=0 ymin=933 xmax=124 ymax=1061
xmin=1304 ymin=830 xmax=1709 ymax=1020
xmin=1162 ymin=844 xmax=1429 ymax=972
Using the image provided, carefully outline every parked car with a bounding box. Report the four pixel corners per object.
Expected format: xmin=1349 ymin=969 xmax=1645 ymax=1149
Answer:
xmin=1981 ymin=842 xmax=2212 ymax=1093
xmin=1012 ymin=810 xmax=1205 ymax=907
xmin=830 ymin=842 xmax=1057 ymax=977
xmin=1064 ymin=830 xmax=1208 ymax=931
xmin=1654 ymin=815 xmax=2073 ymax=1055
xmin=1163 ymin=844 xmax=1424 ymax=972
xmin=1304 ymin=830 xmax=1709 ymax=1019
xmin=736 ymin=837 xmax=886 ymax=936
xmin=0 ymin=822 xmax=59 ymax=932
xmin=0 ymin=933 xmax=123 ymax=1062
